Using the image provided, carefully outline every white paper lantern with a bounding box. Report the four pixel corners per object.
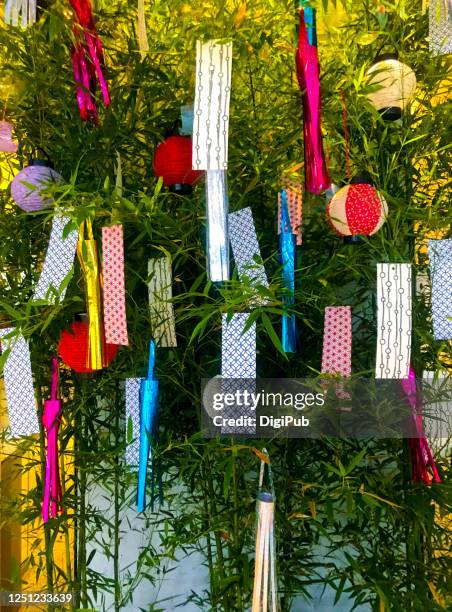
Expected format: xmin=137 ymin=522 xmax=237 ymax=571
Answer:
xmin=366 ymin=54 xmax=417 ymax=120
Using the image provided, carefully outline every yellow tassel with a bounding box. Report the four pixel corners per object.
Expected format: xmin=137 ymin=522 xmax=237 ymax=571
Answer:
xmin=77 ymin=219 xmax=104 ymax=370
xmin=137 ymin=0 xmax=149 ymax=55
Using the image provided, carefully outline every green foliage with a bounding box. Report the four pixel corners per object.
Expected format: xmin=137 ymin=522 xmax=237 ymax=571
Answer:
xmin=0 ymin=0 xmax=451 ymax=611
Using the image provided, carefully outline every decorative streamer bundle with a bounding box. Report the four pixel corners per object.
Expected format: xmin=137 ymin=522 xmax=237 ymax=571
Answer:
xmin=137 ymin=340 xmax=161 ymax=512
xmin=252 ymin=451 xmax=278 ymax=612
xmin=229 ymin=207 xmax=269 ymax=299
xmin=148 ymin=256 xmax=177 ymax=347
xmin=277 ymin=185 xmax=303 ymax=246
xmin=375 ymin=263 xmax=412 ymax=379
xmin=205 ymin=170 xmax=230 ymax=282
xmin=400 ymin=367 xmax=441 ymax=485
xmin=428 ymin=239 xmax=452 ymax=340
xmin=42 ymin=357 xmax=63 ymax=522
xmin=102 ymin=225 xmax=129 ymax=346
xmin=280 ymin=192 xmax=297 ymax=353
xmin=429 ymin=0 xmax=452 ymax=55
xmin=77 ymin=219 xmax=104 ymax=370
xmin=192 ymin=40 xmax=233 ymax=170
xmin=58 ymin=321 xmax=118 ymax=373
xmin=295 ymin=8 xmax=330 ymax=194
xmin=33 ymin=216 xmax=78 ymax=303
xmin=321 ymin=306 xmax=352 ymax=377
xmin=69 ymin=0 xmax=110 ymax=121
xmin=4 ymin=0 xmax=36 ymax=27
xmin=137 ymin=0 xmax=149 ymax=54
xmin=0 ymin=329 xmax=39 ymax=437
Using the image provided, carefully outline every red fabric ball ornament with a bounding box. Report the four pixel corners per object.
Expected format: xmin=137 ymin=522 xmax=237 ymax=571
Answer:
xmin=58 ymin=321 xmax=118 ymax=373
xmin=326 ymin=178 xmax=388 ymax=237
xmin=153 ymin=136 xmax=203 ymax=194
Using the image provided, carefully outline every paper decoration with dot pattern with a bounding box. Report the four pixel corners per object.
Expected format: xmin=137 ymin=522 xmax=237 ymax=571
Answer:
xmin=192 ymin=40 xmax=232 ymax=171
xmin=102 ymin=225 xmax=129 ymax=346
xmin=429 ymin=0 xmax=452 ymax=56
xmin=375 ymin=263 xmax=412 ymax=379
xmin=428 ymin=239 xmax=452 ymax=340
xmin=0 ymin=328 xmax=39 ymax=438
xmin=278 ymin=186 xmax=303 ymax=245
xmin=125 ymin=377 xmax=141 ymax=466
xmin=148 ymin=256 xmax=177 ymax=347
xmin=33 ymin=216 xmax=78 ymax=303
xmin=321 ymin=306 xmax=352 ymax=377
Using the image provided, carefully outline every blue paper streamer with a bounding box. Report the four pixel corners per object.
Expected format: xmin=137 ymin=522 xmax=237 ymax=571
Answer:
xmin=280 ymin=191 xmax=297 ymax=353
xmin=298 ymin=1 xmax=317 ymax=47
xmin=137 ymin=340 xmax=160 ymax=512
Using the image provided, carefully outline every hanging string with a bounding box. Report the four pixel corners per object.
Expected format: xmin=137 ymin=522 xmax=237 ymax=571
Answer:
xmin=340 ymin=89 xmax=351 ymax=181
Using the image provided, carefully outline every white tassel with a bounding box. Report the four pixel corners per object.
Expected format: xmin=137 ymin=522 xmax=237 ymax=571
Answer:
xmin=252 ymin=492 xmax=278 ymax=612
xmin=4 ymin=0 xmax=36 ymax=27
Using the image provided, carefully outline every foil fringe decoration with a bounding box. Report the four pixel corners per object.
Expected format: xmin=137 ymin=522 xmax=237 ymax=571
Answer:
xmin=280 ymin=191 xmax=297 ymax=353
xmin=205 ymin=170 xmax=230 ymax=282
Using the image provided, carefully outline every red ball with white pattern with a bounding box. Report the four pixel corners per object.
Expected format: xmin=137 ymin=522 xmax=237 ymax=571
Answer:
xmin=326 ymin=178 xmax=388 ymax=237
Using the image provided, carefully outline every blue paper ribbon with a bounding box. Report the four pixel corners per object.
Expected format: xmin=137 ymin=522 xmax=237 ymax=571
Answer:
xmin=298 ymin=1 xmax=317 ymax=47
xmin=137 ymin=340 xmax=160 ymax=512
xmin=280 ymin=190 xmax=297 ymax=353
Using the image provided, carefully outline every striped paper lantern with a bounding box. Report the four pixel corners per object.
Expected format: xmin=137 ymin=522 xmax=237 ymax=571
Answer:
xmin=326 ymin=177 xmax=388 ymax=238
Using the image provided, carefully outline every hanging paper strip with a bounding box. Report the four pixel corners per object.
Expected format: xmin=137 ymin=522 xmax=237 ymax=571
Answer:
xmin=321 ymin=306 xmax=352 ymax=376
xmin=125 ymin=377 xmax=141 ymax=466
xmin=42 ymin=357 xmax=63 ymax=523
xmin=137 ymin=0 xmax=149 ymax=54
xmin=428 ymin=239 xmax=452 ymax=340
xmin=278 ymin=185 xmax=303 ymax=246
xmin=0 ymin=329 xmax=39 ymax=437
xmin=221 ymin=313 xmax=256 ymax=434
xmin=400 ymin=368 xmax=441 ymax=484
xmin=33 ymin=216 xmax=78 ymax=303
xmin=4 ymin=0 xmax=36 ymax=27
xmin=252 ymin=453 xmax=278 ymax=612
xmin=102 ymin=225 xmax=128 ymax=346
xmin=422 ymin=370 xmax=451 ymax=450
xmin=229 ymin=207 xmax=269 ymax=298
xmin=429 ymin=0 xmax=452 ymax=56
xmin=295 ymin=9 xmax=330 ymax=194
xmin=375 ymin=263 xmax=412 ymax=379
xmin=280 ymin=192 xmax=297 ymax=353
xmin=193 ymin=40 xmax=233 ymax=170
xmin=148 ymin=257 xmax=177 ymax=347
xmin=69 ymin=0 xmax=110 ymax=122
xmin=137 ymin=340 xmax=160 ymax=512
xmin=205 ymin=170 xmax=229 ymax=282
xmin=77 ymin=219 xmax=104 ymax=370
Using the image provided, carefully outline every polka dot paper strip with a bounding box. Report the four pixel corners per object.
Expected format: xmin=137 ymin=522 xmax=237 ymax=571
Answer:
xmin=375 ymin=263 xmax=412 ymax=379
xmin=429 ymin=0 xmax=452 ymax=56
xmin=0 ymin=328 xmax=39 ymax=438
xmin=192 ymin=40 xmax=233 ymax=170
xmin=278 ymin=187 xmax=303 ymax=246
xmin=125 ymin=377 xmax=141 ymax=466
xmin=428 ymin=239 xmax=452 ymax=340
xmin=33 ymin=215 xmax=78 ymax=303
xmin=148 ymin=256 xmax=177 ymax=347
xmin=102 ymin=225 xmax=129 ymax=346
xmin=321 ymin=306 xmax=352 ymax=377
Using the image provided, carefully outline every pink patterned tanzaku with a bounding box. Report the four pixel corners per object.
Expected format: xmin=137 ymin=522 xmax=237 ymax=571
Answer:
xmin=278 ymin=186 xmax=303 ymax=246
xmin=321 ymin=306 xmax=352 ymax=376
xmin=102 ymin=225 xmax=128 ymax=346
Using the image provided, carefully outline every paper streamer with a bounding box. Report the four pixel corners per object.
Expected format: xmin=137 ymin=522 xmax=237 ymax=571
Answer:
xmin=375 ymin=263 xmax=412 ymax=379
xmin=280 ymin=192 xmax=297 ymax=353
xmin=125 ymin=377 xmax=141 ymax=466
xmin=102 ymin=225 xmax=128 ymax=346
xmin=205 ymin=170 xmax=230 ymax=282
xmin=321 ymin=306 xmax=352 ymax=376
xmin=229 ymin=207 xmax=269 ymax=295
xmin=0 ymin=329 xmax=39 ymax=437
xmin=422 ymin=370 xmax=451 ymax=452
xmin=137 ymin=0 xmax=149 ymax=54
xmin=278 ymin=186 xmax=303 ymax=246
xmin=4 ymin=0 xmax=36 ymax=27
xmin=429 ymin=0 xmax=452 ymax=56
xmin=428 ymin=239 xmax=452 ymax=340
xmin=148 ymin=257 xmax=177 ymax=347
xmin=193 ymin=40 xmax=233 ymax=170
xmin=33 ymin=216 xmax=78 ymax=303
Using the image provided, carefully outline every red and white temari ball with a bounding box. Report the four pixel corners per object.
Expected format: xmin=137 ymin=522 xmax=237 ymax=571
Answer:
xmin=326 ymin=182 xmax=388 ymax=237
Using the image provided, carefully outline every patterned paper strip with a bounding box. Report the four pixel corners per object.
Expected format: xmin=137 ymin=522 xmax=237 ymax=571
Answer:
xmin=193 ymin=40 xmax=233 ymax=170
xmin=205 ymin=169 xmax=229 ymax=282
xmin=125 ymin=377 xmax=141 ymax=466
xmin=375 ymin=263 xmax=412 ymax=379
xmin=278 ymin=186 xmax=303 ymax=246
xmin=229 ymin=207 xmax=269 ymax=296
xmin=429 ymin=0 xmax=452 ymax=56
xmin=148 ymin=256 xmax=177 ymax=347
xmin=0 ymin=328 xmax=39 ymax=438
xmin=428 ymin=239 xmax=452 ymax=340
xmin=102 ymin=225 xmax=129 ymax=346
xmin=33 ymin=215 xmax=78 ymax=303
xmin=321 ymin=306 xmax=352 ymax=376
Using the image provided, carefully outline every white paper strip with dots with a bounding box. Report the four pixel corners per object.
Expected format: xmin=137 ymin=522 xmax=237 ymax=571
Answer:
xmin=0 ymin=328 xmax=39 ymax=438
xmin=375 ymin=263 xmax=412 ymax=379
xmin=125 ymin=377 xmax=141 ymax=466
xmin=192 ymin=40 xmax=232 ymax=170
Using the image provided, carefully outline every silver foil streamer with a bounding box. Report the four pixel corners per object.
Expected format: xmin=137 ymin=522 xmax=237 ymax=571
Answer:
xmin=205 ymin=169 xmax=230 ymax=282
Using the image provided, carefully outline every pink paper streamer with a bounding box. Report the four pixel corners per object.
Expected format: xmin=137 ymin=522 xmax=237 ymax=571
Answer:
xmin=102 ymin=225 xmax=129 ymax=346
